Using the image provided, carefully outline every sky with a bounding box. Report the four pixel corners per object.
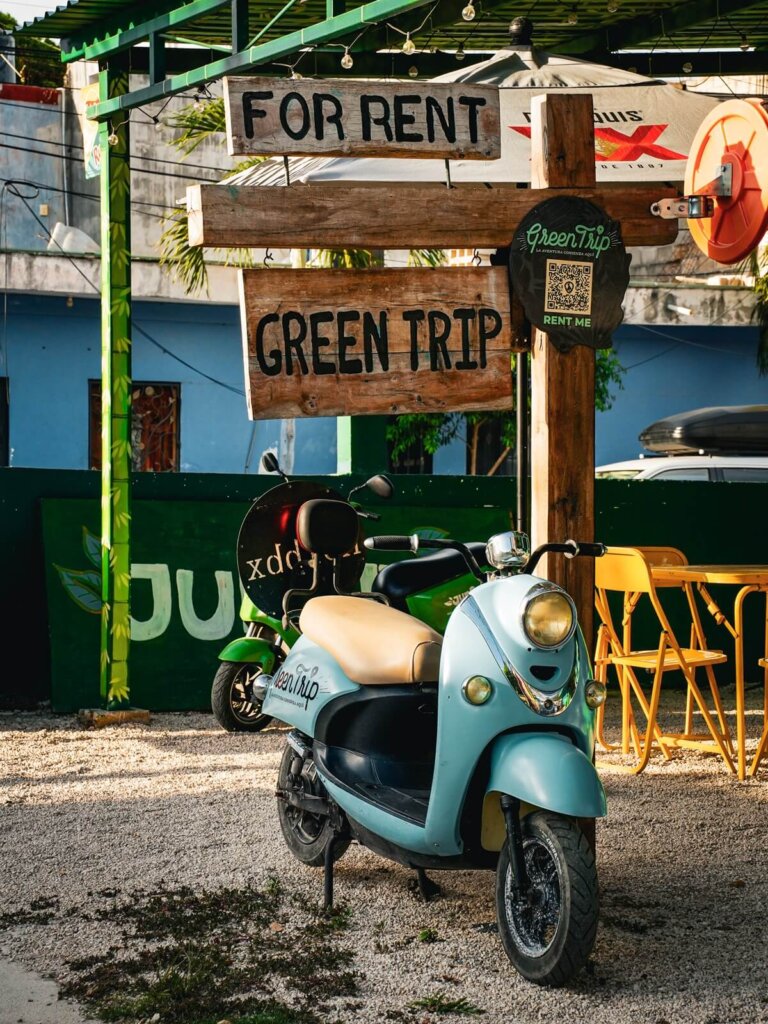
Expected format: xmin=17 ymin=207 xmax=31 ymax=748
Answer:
xmin=3 ymin=1 xmax=57 ymax=29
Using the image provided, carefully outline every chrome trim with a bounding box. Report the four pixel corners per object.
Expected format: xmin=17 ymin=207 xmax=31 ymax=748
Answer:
xmin=461 ymin=596 xmax=576 ymax=717
xmin=520 ymin=582 xmax=577 ymax=650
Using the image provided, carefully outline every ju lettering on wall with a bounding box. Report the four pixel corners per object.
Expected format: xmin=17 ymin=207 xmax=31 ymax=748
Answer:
xmin=41 ymin=496 xmax=511 ymax=712
xmin=238 ymin=267 xmax=514 ymax=418
xmin=224 ymin=76 xmax=501 ymax=160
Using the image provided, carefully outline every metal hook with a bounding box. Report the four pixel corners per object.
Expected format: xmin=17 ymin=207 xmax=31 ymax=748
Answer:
xmin=472 ymin=249 xmax=481 ymax=265
xmin=283 ymin=156 xmax=291 ymax=187
xmin=263 ymin=249 xmax=275 ymax=269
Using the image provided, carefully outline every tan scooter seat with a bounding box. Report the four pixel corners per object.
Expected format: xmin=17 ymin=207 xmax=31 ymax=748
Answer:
xmin=299 ymin=595 xmax=442 ymax=685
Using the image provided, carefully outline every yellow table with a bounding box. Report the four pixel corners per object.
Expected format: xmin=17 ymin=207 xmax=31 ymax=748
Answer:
xmin=652 ymin=564 xmax=768 ymax=780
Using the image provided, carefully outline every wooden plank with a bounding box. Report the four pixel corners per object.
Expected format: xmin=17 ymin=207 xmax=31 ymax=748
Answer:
xmin=223 ymin=76 xmax=501 ymax=159
xmin=187 ymin=182 xmax=679 ymax=250
xmin=238 ymin=267 xmax=514 ymax=419
xmin=529 ymin=94 xmax=597 ymax=647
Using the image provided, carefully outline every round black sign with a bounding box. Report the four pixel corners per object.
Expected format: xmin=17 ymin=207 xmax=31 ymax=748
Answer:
xmin=237 ymin=481 xmax=365 ymax=618
xmin=509 ymin=196 xmax=631 ymax=351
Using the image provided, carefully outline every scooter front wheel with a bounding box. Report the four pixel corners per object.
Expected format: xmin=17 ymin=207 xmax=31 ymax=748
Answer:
xmin=495 ymin=811 xmax=598 ymax=987
xmin=277 ymin=745 xmax=350 ymax=868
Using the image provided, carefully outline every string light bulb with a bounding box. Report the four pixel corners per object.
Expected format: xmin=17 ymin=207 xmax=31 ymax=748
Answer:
xmin=739 ymin=33 xmax=750 ymax=50
xmin=408 ymin=65 xmax=419 ymax=77
xmin=455 ymin=43 xmax=466 ymax=60
xmin=402 ymin=33 xmax=416 ymax=55
xmin=107 ymin=132 xmax=119 ymax=146
xmin=607 ymin=1 xmax=618 ymax=12
xmin=341 ymin=47 xmax=354 ymax=69
xmin=682 ymin=61 xmax=693 ymax=73
xmin=566 ymin=7 xmax=578 ymax=24
xmin=461 ymin=3 xmax=476 ymax=22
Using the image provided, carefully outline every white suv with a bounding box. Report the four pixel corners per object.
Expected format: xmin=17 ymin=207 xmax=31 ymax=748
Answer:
xmin=595 ymin=455 xmax=768 ymax=482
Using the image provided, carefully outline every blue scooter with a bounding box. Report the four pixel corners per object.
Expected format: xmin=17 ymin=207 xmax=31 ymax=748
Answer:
xmin=260 ymin=499 xmax=607 ymax=986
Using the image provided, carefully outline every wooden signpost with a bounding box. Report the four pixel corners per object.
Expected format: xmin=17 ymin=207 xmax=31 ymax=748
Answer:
xmin=187 ymin=181 xmax=677 ymax=250
xmin=189 ymin=78 xmax=676 ymax=636
xmin=239 ymin=268 xmax=514 ymax=418
xmin=224 ymin=77 xmax=501 ymax=159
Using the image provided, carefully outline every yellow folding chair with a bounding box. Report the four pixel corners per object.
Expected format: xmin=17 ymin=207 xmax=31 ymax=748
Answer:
xmin=594 ymin=547 xmax=735 ymax=774
xmin=595 ymin=546 xmax=688 ymax=754
xmin=751 ymin=658 xmax=768 ymax=775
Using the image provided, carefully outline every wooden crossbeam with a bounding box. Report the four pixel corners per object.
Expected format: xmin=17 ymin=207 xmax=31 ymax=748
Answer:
xmin=186 ymin=182 xmax=679 ymax=250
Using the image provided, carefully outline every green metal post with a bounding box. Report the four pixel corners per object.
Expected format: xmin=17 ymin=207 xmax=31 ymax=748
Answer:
xmin=336 ymin=417 xmax=389 ymax=476
xmin=99 ymin=66 xmax=132 ymax=707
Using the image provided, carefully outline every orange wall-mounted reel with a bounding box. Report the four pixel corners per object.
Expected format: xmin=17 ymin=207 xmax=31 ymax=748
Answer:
xmin=651 ymin=97 xmax=768 ymax=265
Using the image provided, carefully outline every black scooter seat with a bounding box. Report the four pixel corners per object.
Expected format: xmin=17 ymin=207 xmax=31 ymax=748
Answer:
xmin=372 ymin=542 xmax=488 ymax=609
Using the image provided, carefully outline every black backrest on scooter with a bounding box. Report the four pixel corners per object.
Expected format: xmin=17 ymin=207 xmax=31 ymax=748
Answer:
xmin=296 ymin=499 xmax=360 ymax=556
xmin=371 ymin=542 xmax=489 ymax=612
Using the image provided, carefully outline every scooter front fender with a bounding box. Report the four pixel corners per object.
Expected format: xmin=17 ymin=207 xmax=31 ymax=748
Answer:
xmin=218 ymin=636 xmax=277 ymax=669
xmin=487 ymin=732 xmax=607 ymax=820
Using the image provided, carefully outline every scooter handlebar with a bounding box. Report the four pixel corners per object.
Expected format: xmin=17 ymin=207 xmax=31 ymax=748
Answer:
xmin=364 ymin=534 xmax=419 ymax=553
xmin=565 ymin=540 xmax=606 ymax=559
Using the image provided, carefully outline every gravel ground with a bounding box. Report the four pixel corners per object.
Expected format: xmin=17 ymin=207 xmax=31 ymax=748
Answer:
xmin=1 ymin=691 xmax=768 ymax=1024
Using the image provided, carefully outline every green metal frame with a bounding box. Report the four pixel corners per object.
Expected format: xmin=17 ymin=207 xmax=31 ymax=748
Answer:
xmin=98 ymin=67 xmax=133 ymax=707
xmin=66 ymin=0 xmax=460 ymax=121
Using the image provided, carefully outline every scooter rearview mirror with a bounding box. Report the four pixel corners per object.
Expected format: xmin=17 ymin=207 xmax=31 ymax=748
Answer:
xmin=365 ymin=474 xmax=395 ymax=500
xmin=261 ymin=451 xmax=285 ymax=477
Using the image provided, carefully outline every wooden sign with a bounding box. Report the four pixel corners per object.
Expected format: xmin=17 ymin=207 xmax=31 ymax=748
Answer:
xmin=223 ymin=76 xmax=500 ymax=159
xmin=238 ymin=268 xmax=513 ymax=419
xmin=187 ymin=182 xmax=679 ymax=250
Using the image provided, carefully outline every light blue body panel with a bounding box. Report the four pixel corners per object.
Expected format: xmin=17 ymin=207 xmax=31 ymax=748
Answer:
xmin=486 ymin=733 xmax=607 ymax=818
xmin=268 ymin=574 xmax=603 ymax=861
xmin=421 ymin=576 xmax=598 ymax=855
xmin=321 ymin=776 xmax=435 ymax=855
xmin=262 ymin=635 xmax=359 ymax=734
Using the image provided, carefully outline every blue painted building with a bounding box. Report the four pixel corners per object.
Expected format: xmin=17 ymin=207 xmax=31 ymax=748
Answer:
xmin=2 ymin=78 xmax=765 ymax=477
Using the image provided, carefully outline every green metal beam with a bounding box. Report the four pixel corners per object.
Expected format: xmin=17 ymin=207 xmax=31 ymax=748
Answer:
xmin=552 ymin=0 xmax=768 ymax=53
xmin=99 ymin=66 xmax=133 ymax=709
xmin=63 ymin=0 xmax=233 ymax=61
xmin=86 ymin=0 xmax=442 ymax=120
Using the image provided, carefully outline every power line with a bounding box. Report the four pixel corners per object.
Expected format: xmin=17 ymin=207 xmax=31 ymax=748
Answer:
xmin=0 ymin=175 xmax=172 ymax=215
xmin=0 ymin=128 xmax=235 ymax=174
xmin=0 ymin=139 xmax=227 ymax=182
xmin=5 ymin=184 xmax=245 ymax=397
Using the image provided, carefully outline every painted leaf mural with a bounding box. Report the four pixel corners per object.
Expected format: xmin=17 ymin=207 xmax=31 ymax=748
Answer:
xmin=55 ymin=565 xmax=102 ymax=614
xmin=82 ymin=527 xmax=101 ymax=568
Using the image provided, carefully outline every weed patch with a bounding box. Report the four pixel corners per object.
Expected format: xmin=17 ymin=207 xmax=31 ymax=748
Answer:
xmin=61 ymin=882 xmax=358 ymax=1024
xmin=408 ymin=991 xmax=485 ymax=1016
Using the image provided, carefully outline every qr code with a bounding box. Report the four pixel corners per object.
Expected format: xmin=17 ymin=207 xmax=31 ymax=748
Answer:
xmin=544 ymin=259 xmax=593 ymax=315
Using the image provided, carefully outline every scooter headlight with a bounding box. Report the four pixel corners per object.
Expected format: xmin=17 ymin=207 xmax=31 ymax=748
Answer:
xmin=522 ymin=588 xmax=576 ymax=649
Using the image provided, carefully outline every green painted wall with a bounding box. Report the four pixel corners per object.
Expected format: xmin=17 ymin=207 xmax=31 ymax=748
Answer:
xmin=2 ymin=468 xmax=767 ymax=711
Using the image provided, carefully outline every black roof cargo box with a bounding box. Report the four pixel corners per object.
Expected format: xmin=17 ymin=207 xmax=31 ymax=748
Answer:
xmin=640 ymin=405 xmax=768 ymax=455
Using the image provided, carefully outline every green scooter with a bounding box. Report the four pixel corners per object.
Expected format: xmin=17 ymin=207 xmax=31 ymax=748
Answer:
xmin=211 ymin=453 xmax=488 ymax=731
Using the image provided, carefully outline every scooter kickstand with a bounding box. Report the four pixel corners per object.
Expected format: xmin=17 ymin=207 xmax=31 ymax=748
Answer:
xmin=323 ymin=829 xmax=347 ymax=912
xmin=415 ymin=867 xmax=442 ymax=902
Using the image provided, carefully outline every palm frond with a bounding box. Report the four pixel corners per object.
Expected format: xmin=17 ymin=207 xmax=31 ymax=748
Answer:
xmin=168 ymin=98 xmax=226 ymax=155
xmin=158 ymin=209 xmax=208 ymax=295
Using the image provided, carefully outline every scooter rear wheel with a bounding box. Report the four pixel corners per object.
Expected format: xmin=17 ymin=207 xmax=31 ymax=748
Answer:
xmin=495 ymin=811 xmax=598 ymax=986
xmin=277 ymin=745 xmax=350 ymax=868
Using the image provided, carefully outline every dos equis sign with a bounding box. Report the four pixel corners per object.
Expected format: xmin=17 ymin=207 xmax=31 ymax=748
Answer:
xmin=238 ymin=268 xmax=513 ymax=419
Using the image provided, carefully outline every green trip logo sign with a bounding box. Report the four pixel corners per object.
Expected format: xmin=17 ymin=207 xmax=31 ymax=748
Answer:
xmin=509 ymin=197 xmax=631 ymax=351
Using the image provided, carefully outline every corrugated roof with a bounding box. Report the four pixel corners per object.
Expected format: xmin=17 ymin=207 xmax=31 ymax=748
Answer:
xmin=20 ymin=0 xmax=768 ymax=60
